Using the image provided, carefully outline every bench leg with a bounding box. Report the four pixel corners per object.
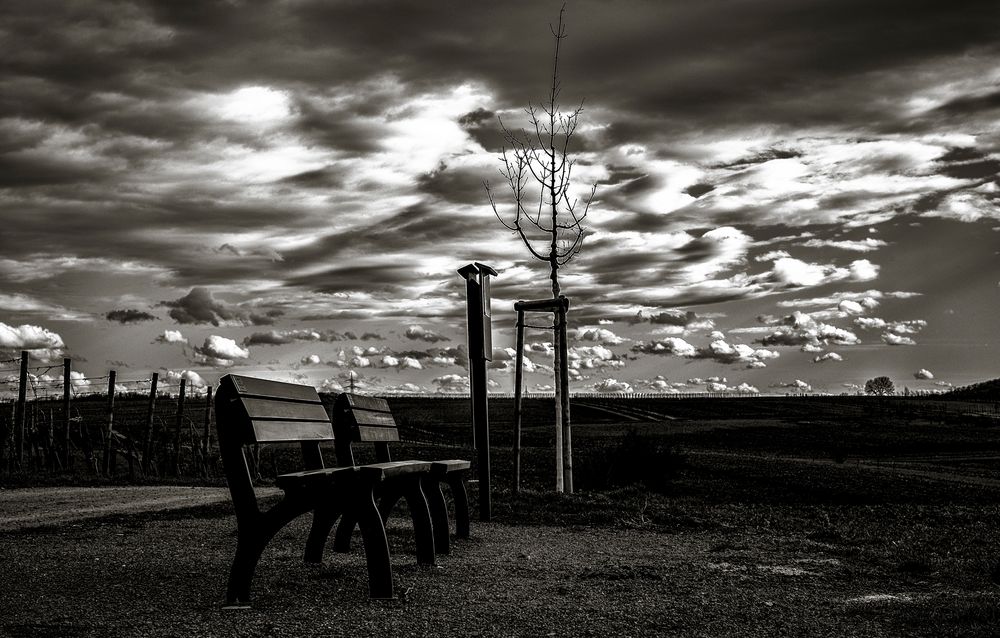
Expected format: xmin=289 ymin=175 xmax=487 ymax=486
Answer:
xmin=304 ymin=502 xmax=342 ymax=564
xmin=352 ymin=489 xmax=394 ymax=600
xmin=226 ymin=497 xmax=310 ymax=605
xmin=447 ymin=473 xmax=470 ymax=539
xmin=423 ymin=476 xmax=451 ymax=554
xmin=377 ymin=485 xmax=404 ymax=527
xmin=403 ymin=478 xmax=436 ymax=565
xmin=332 ymin=511 xmax=357 ymax=553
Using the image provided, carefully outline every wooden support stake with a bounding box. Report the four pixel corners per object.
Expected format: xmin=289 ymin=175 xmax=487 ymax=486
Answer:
xmin=102 ymin=371 xmax=116 ymax=477
xmin=202 ymin=385 xmax=213 ymax=478
xmin=62 ymin=358 xmax=71 ymax=469
xmin=142 ymin=372 xmax=158 ymax=475
xmin=512 ymin=310 xmax=525 ymax=494
xmin=173 ymin=378 xmax=186 ymax=477
xmin=14 ymin=351 xmax=27 ymax=469
xmin=557 ymin=297 xmax=573 ymax=494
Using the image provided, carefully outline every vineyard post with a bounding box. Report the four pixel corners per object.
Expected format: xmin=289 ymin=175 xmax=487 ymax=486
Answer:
xmin=62 ymin=358 xmax=71 ymax=468
xmin=173 ymin=378 xmax=186 ymax=477
xmin=142 ymin=372 xmax=158 ymax=475
xmin=102 ymin=370 xmax=116 ymax=477
xmin=202 ymin=385 xmax=213 ymax=478
xmin=15 ymin=351 xmax=27 ymax=469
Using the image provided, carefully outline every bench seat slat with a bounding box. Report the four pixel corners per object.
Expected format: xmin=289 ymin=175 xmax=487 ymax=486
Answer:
xmin=431 ymin=459 xmax=471 ymax=474
xmin=275 ymin=466 xmax=357 ymax=490
xmin=342 ymin=394 xmax=391 ymax=412
xmin=251 ymin=419 xmax=334 ymax=443
xmin=353 ymin=425 xmax=399 ymax=442
xmin=241 ymin=397 xmax=330 ymax=421
xmin=348 ymin=410 xmax=396 ymax=428
xmin=359 ymin=460 xmax=432 ymax=481
xmin=230 ymin=374 xmax=323 ymax=403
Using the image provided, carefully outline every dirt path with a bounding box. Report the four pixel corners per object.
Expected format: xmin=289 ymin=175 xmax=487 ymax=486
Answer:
xmin=0 ymin=486 xmax=275 ymax=531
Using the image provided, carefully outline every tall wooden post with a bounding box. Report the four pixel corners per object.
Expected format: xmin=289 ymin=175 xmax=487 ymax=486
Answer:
xmin=173 ymin=378 xmax=186 ymax=477
xmin=512 ymin=310 xmax=525 ymax=494
xmin=557 ymin=296 xmax=573 ymax=494
xmin=15 ymin=351 xmax=28 ymax=469
xmin=143 ymin=372 xmax=158 ymax=475
xmin=459 ymin=262 xmax=496 ymax=522
xmin=202 ymin=385 xmax=213 ymax=478
xmin=62 ymin=358 xmax=71 ymax=468
xmin=102 ymin=371 xmax=116 ymax=477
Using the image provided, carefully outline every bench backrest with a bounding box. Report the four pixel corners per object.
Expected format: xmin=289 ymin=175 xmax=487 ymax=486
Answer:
xmin=333 ymin=393 xmax=398 ymax=464
xmin=216 ymin=374 xmax=334 ymax=519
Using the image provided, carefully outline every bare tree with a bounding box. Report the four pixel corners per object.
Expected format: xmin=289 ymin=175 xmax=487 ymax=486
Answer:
xmin=485 ymin=5 xmax=595 ymax=493
xmin=485 ymin=5 xmax=595 ymax=300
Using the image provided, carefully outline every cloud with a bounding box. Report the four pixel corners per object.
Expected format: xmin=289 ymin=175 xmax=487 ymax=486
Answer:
xmin=105 ymin=309 xmax=157 ymax=324
xmin=813 ymin=352 xmax=843 ymax=363
xmin=193 ymin=335 xmax=250 ymax=366
xmin=432 ymin=374 xmax=469 ymax=393
xmin=759 ymin=312 xmax=860 ymax=349
xmin=764 ymin=257 xmax=879 ymax=287
xmin=883 ymin=333 xmax=916 ymax=346
xmin=632 ymin=336 xmax=779 ymax=368
xmin=574 ymin=327 xmax=627 ymax=345
xmin=166 ymin=369 xmax=207 ymax=388
xmin=154 ymin=329 xmax=187 ymax=344
xmin=405 ymin=325 xmax=449 ymax=343
xmin=161 ymin=287 xmax=275 ymax=326
xmin=593 ymin=378 xmax=633 ymax=393
xmin=0 ymin=322 xmax=65 ymax=354
xmin=300 ymin=354 xmax=321 ymax=366
xmin=914 ymin=368 xmax=934 ymax=380
xmin=837 ymin=300 xmax=865 ymax=315
xmin=801 ymin=238 xmax=888 ymax=252
xmin=772 ymin=379 xmax=813 ymax=392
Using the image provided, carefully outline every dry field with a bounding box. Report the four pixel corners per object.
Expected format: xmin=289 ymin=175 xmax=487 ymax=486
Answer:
xmin=3 ymin=396 xmax=1000 ymax=636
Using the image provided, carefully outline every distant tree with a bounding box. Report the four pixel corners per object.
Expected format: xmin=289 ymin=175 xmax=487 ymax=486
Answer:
xmin=865 ymin=376 xmax=896 ymax=396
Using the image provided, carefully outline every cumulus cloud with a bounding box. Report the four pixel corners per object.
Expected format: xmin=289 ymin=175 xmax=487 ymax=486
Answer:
xmin=837 ymin=300 xmax=865 ymax=315
xmin=763 ymin=257 xmax=879 ymax=288
xmin=432 ymin=374 xmax=469 ymax=393
xmin=574 ymin=327 xmax=627 ymax=345
xmin=105 ymin=309 xmax=157 ymax=324
xmin=166 ymin=369 xmax=208 ymax=389
xmin=593 ymin=378 xmax=633 ymax=393
xmin=883 ymin=333 xmax=916 ymax=346
xmin=772 ymin=379 xmax=813 ymax=392
xmin=154 ymin=329 xmax=187 ymax=345
xmin=193 ymin=335 xmax=250 ymax=366
xmin=813 ymin=352 xmax=843 ymax=363
xmin=801 ymin=238 xmax=887 ymax=252
xmin=161 ymin=287 xmax=276 ymax=326
xmin=759 ymin=311 xmax=860 ymax=349
xmin=300 ymin=354 xmax=321 ymax=366
xmin=405 ymin=325 xmax=449 ymax=343
xmin=914 ymin=368 xmax=934 ymax=380
xmin=0 ymin=322 xmax=65 ymax=352
xmin=633 ymin=336 xmax=778 ymax=368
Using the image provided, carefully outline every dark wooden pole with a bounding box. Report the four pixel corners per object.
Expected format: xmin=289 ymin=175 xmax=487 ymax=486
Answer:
xmin=62 ymin=358 xmax=71 ymax=469
xmin=459 ymin=263 xmax=492 ymax=522
xmin=557 ymin=296 xmax=573 ymax=494
xmin=142 ymin=372 xmax=158 ymax=475
xmin=102 ymin=370 xmax=116 ymax=476
xmin=14 ymin=351 xmax=28 ymax=469
xmin=173 ymin=378 xmax=186 ymax=477
xmin=512 ymin=309 xmax=525 ymax=494
xmin=202 ymin=385 xmax=213 ymax=478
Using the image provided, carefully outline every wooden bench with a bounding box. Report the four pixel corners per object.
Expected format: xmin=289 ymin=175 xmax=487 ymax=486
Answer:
xmin=214 ymin=374 xmax=434 ymax=605
xmin=331 ymin=393 xmax=471 ymax=555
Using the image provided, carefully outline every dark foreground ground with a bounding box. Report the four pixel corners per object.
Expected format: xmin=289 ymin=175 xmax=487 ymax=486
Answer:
xmin=3 ymin=396 xmax=1000 ymax=636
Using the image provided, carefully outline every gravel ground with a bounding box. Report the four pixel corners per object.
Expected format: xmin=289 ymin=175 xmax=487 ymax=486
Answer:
xmin=1 ymin=487 xmax=999 ymax=637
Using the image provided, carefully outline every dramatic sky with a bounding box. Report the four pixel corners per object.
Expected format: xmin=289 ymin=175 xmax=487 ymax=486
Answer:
xmin=2 ymin=0 xmax=999 ymax=397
